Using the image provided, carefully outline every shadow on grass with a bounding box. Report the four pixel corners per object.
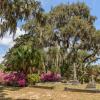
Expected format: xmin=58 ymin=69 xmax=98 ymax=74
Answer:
xmin=0 ymin=85 xmax=12 ymax=100
xmin=0 ymin=85 xmax=24 ymax=100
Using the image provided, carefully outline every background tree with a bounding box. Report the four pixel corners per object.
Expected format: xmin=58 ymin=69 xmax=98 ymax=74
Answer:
xmin=0 ymin=0 xmax=43 ymax=37
xmin=2 ymin=2 xmax=100 ymax=82
xmin=4 ymin=33 xmax=46 ymax=76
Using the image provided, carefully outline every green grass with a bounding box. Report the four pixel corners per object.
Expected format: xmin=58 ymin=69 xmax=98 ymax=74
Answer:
xmin=37 ymin=82 xmax=100 ymax=90
xmin=1 ymin=83 xmax=100 ymax=100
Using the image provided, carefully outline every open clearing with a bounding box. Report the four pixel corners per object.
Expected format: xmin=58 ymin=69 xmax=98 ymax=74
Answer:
xmin=0 ymin=83 xmax=100 ymax=100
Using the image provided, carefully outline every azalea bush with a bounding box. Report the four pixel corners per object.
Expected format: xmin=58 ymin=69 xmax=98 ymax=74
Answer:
xmin=0 ymin=70 xmax=5 ymax=84
xmin=40 ymin=71 xmax=61 ymax=82
xmin=27 ymin=74 xmax=40 ymax=85
xmin=4 ymin=72 xmax=26 ymax=87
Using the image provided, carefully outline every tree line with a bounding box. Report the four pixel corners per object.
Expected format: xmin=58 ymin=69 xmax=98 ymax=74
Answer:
xmin=0 ymin=0 xmax=100 ymax=83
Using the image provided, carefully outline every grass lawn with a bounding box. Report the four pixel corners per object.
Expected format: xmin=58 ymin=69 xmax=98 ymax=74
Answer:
xmin=0 ymin=83 xmax=100 ymax=100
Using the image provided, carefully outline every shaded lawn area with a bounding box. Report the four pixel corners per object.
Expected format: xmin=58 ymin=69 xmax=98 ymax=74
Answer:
xmin=65 ymin=84 xmax=100 ymax=89
xmin=0 ymin=83 xmax=100 ymax=100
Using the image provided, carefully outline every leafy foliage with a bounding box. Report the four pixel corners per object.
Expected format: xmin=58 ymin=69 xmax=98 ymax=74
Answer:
xmin=0 ymin=64 xmax=5 ymax=70
xmin=0 ymin=0 xmax=43 ymax=37
xmin=27 ymin=73 xmax=40 ymax=84
xmin=4 ymin=44 xmax=45 ymax=75
xmin=1 ymin=2 xmax=100 ymax=83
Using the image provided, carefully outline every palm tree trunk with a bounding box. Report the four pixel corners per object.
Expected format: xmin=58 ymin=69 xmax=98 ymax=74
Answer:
xmin=73 ymin=63 xmax=77 ymax=80
xmin=91 ymin=74 xmax=95 ymax=84
xmin=43 ymin=61 xmax=46 ymax=73
xmin=83 ymin=64 xmax=85 ymax=84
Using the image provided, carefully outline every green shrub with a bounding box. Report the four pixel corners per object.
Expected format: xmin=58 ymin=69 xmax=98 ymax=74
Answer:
xmin=50 ymin=66 xmax=57 ymax=73
xmin=0 ymin=64 xmax=5 ymax=70
xmin=27 ymin=74 xmax=40 ymax=85
xmin=96 ymin=76 xmax=100 ymax=83
xmin=79 ymin=75 xmax=90 ymax=83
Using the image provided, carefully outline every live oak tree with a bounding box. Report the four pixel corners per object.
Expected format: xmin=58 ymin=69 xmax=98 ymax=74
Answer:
xmin=0 ymin=0 xmax=43 ymax=37
xmin=45 ymin=3 xmax=99 ymax=80
xmin=1 ymin=2 xmax=100 ymax=81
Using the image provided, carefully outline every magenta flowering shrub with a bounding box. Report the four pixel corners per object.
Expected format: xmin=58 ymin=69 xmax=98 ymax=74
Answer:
xmin=17 ymin=79 xmax=26 ymax=87
xmin=0 ymin=70 xmax=5 ymax=84
xmin=40 ymin=71 xmax=61 ymax=82
xmin=4 ymin=72 xmax=26 ymax=87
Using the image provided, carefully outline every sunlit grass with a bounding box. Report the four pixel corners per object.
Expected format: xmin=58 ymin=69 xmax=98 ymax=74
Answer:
xmin=37 ymin=82 xmax=100 ymax=90
xmin=1 ymin=83 xmax=100 ymax=100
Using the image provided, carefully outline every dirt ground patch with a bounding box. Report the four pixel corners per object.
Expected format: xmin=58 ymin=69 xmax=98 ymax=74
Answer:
xmin=0 ymin=84 xmax=100 ymax=100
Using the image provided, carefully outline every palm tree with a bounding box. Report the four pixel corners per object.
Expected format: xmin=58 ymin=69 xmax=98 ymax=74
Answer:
xmin=4 ymin=44 xmax=45 ymax=76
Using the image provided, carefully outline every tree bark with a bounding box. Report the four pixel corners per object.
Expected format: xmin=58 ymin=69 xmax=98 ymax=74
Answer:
xmin=73 ymin=63 xmax=77 ymax=80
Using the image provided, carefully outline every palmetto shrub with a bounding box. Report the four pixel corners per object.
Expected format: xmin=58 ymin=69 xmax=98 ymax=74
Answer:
xmin=40 ymin=71 xmax=61 ymax=82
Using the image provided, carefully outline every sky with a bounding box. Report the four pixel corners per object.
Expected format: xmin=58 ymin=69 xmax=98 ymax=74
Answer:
xmin=0 ymin=0 xmax=100 ymax=64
